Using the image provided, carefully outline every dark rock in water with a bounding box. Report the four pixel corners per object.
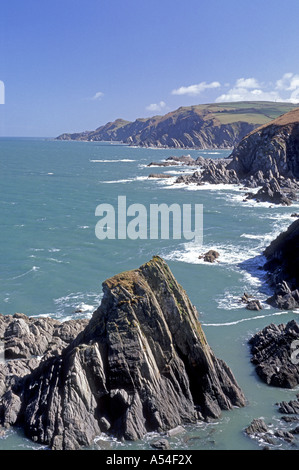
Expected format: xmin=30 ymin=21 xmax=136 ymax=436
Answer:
xmin=249 ymin=320 xmax=299 ymax=388
xmin=165 ymin=155 xmax=195 ymax=165
xmin=151 ymin=438 xmax=170 ymax=450
xmin=244 ymin=418 xmax=295 ymax=446
xmin=241 ymin=292 xmax=263 ymax=310
xmin=200 ymin=161 xmax=240 ymax=185
xmin=148 ymin=173 xmax=173 ymax=179
xmin=244 ymin=178 xmax=294 ymax=206
xmin=274 ymin=429 xmax=294 ymax=442
xmin=263 ymin=219 xmax=299 ymax=309
xmin=0 ymin=257 xmax=245 ymax=450
xmin=281 ymin=415 xmax=299 ymax=423
xmin=148 ymin=161 xmax=178 ymax=167
xmin=241 ymin=292 xmax=252 ymax=303
xmin=245 ymin=418 xmax=269 ymax=436
xmin=278 ymin=398 xmax=299 ymax=414
xmin=291 ymin=213 xmax=299 ymax=218
xmin=246 ymin=300 xmax=263 ymax=311
xmin=199 ymin=250 xmax=220 ymax=263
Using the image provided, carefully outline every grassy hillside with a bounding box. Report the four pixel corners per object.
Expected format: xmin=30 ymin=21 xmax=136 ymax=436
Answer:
xmin=57 ymin=101 xmax=299 ymax=149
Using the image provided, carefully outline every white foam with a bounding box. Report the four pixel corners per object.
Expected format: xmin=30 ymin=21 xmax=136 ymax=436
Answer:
xmin=50 ymin=291 xmax=103 ymax=320
xmin=90 ymin=159 xmax=135 ymax=163
xmin=100 ymin=176 xmax=148 ymax=184
xmin=240 ymin=233 xmax=267 ymax=240
xmin=202 ymin=311 xmax=289 ymax=327
xmin=9 ymin=266 xmax=40 ymax=280
xmin=164 ymin=239 xmax=261 ymax=266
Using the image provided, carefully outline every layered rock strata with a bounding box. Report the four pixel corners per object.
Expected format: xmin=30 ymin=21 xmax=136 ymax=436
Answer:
xmin=0 ymin=257 xmax=245 ymax=450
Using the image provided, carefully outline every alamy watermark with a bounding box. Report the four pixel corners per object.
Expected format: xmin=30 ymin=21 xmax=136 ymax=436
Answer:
xmin=0 ymin=80 xmax=5 ymax=104
xmin=95 ymin=196 xmax=203 ymax=244
xmin=290 ymin=340 xmax=299 ymax=365
xmin=0 ymin=339 xmax=5 ymax=364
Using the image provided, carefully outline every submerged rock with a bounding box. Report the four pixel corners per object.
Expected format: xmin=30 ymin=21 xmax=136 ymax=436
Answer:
xmin=0 ymin=256 xmax=245 ymax=450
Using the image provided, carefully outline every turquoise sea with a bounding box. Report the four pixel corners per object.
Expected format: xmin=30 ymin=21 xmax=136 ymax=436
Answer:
xmin=1 ymin=138 xmax=299 ymax=450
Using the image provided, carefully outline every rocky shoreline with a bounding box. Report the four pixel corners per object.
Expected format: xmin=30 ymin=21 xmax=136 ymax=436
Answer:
xmin=1 ymin=221 xmax=299 ymax=450
xmin=0 ymin=256 xmax=245 ymax=450
xmin=147 ymin=108 xmax=299 ymax=206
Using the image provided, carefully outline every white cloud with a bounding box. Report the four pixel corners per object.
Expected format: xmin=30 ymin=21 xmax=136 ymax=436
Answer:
xmin=214 ymin=74 xmax=299 ymax=104
xmin=171 ymin=81 xmax=221 ymax=96
xmin=146 ymin=101 xmax=166 ymax=112
xmin=92 ymin=91 xmax=104 ymax=101
xmin=0 ymin=81 xmax=5 ymax=104
xmin=235 ymin=77 xmax=261 ymax=89
xmin=215 ymin=77 xmax=281 ymax=103
xmin=275 ymin=73 xmax=299 ymax=103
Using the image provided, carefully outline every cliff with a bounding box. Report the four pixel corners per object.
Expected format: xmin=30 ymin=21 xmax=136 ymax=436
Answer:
xmin=228 ymin=107 xmax=299 ymax=180
xmin=56 ymin=102 xmax=297 ymax=149
xmin=0 ymin=256 xmax=245 ymax=450
xmin=263 ymin=219 xmax=299 ymax=309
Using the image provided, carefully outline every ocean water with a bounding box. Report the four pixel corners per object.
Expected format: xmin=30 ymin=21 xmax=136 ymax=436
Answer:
xmin=1 ymin=138 xmax=299 ymax=450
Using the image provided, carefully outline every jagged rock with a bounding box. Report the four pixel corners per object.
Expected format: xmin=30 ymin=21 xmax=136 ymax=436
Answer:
xmin=199 ymin=250 xmax=220 ymax=263
xmin=249 ymin=320 xmax=299 ymax=388
xmin=274 ymin=430 xmax=294 ymax=442
xmin=245 ymin=178 xmax=294 ymax=206
xmin=151 ymin=438 xmax=170 ymax=450
xmin=0 ymin=257 xmax=246 ymax=450
xmin=1 ymin=313 xmax=88 ymax=360
xmin=228 ymin=109 xmax=299 ymax=181
xmin=245 ymin=418 xmax=269 ymax=435
xmin=278 ymin=398 xmax=299 ymax=414
xmin=263 ymin=220 xmax=299 ymax=309
xmin=281 ymin=415 xmax=299 ymax=423
xmin=241 ymin=293 xmax=263 ymax=310
xmin=246 ymin=300 xmax=263 ymax=311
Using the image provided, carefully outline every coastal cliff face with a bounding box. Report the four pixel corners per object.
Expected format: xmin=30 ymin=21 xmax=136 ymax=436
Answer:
xmin=56 ymin=102 xmax=297 ymax=149
xmin=263 ymin=219 xmax=299 ymax=309
xmin=228 ymin=108 xmax=299 ymax=180
xmin=167 ymin=107 xmax=299 ymax=205
xmin=0 ymin=257 xmax=245 ymax=450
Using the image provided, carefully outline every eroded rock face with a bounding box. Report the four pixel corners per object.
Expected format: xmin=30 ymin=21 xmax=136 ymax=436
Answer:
xmin=263 ymin=219 xmax=299 ymax=309
xmin=0 ymin=257 xmax=245 ymax=450
xmin=249 ymin=320 xmax=299 ymax=388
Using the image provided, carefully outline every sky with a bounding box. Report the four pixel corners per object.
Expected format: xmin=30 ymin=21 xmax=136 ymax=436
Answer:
xmin=1 ymin=0 xmax=299 ymax=136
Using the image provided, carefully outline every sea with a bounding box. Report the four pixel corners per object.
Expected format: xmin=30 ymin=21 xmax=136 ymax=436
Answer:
xmin=1 ymin=137 xmax=299 ymax=451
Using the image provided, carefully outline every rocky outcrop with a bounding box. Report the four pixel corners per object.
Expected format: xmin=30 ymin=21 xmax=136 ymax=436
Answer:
xmin=244 ymin=178 xmax=296 ymax=206
xmin=148 ymin=174 xmax=173 ymax=179
xmin=228 ymin=108 xmax=299 ymax=180
xmin=198 ymin=250 xmax=220 ymax=263
xmin=159 ymin=108 xmax=298 ymax=204
xmin=263 ymin=219 xmax=299 ymax=309
xmin=249 ymin=320 xmax=299 ymax=388
xmin=244 ymin=418 xmax=295 ymax=446
xmin=56 ymin=102 xmax=298 ymax=149
xmin=0 ymin=257 xmax=246 ymax=450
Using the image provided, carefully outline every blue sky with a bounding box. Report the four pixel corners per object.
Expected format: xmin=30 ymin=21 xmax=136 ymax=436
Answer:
xmin=1 ymin=0 xmax=299 ymax=136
